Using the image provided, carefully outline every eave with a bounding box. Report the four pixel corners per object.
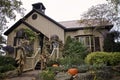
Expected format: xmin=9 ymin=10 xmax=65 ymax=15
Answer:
xmin=4 ymin=8 xmax=66 ymax=35
xmin=4 ymin=19 xmax=40 ymax=35
xmin=24 ymin=9 xmax=66 ymax=29
xmin=65 ymin=25 xmax=113 ymax=32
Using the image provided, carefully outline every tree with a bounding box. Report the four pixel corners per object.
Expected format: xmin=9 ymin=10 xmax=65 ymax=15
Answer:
xmin=81 ymin=3 xmax=116 ymax=25
xmin=0 ymin=35 xmax=6 ymax=44
xmin=61 ymin=36 xmax=88 ymax=66
xmin=106 ymin=0 xmax=120 ymax=12
xmin=103 ymin=31 xmax=120 ymax=52
xmin=106 ymin=0 xmax=120 ymax=31
xmin=0 ymin=0 xmax=25 ymax=33
xmin=63 ymin=36 xmax=88 ymax=59
xmin=81 ymin=4 xmax=115 ymax=37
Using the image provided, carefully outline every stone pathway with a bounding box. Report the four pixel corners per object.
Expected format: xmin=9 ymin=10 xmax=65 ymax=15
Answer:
xmin=5 ymin=70 xmax=40 ymax=80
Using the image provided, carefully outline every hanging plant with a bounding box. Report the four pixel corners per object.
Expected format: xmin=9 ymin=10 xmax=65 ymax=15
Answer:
xmin=24 ymin=28 xmax=37 ymax=42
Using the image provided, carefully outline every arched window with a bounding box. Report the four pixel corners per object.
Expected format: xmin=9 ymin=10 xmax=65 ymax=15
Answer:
xmin=16 ymin=29 xmax=25 ymax=38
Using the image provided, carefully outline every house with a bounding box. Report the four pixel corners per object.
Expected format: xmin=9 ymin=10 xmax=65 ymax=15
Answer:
xmin=4 ymin=2 xmax=113 ymax=71
xmin=60 ymin=19 xmax=112 ymax=52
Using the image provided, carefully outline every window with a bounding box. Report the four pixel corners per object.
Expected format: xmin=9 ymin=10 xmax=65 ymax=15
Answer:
xmin=79 ymin=37 xmax=84 ymax=44
xmin=76 ymin=36 xmax=93 ymax=52
xmin=85 ymin=37 xmax=90 ymax=46
xmin=32 ymin=14 xmax=37 ymax=20
xmin=79 ymin=36 xmax=90 ymax=47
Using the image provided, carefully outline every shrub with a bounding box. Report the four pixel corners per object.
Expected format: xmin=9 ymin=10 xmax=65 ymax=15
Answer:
xmin=0 ymin=64 xmax=15 ymax=73
xmin=0 ymin=56 xmax=17 ymax=73
xmin=0 ymin=72 xmax=5 ymax=79
xmin=103 ymin=31 xmax=120 ymax=52
xmin=24 ymin=28 xmax=37 ymax=42
xmin=109 ymin=52 xmax=120 ymax=65
xmin=85 ymin=52 xmax=109 ymax=65
xmin=46 ymin=60 xmax=60 ymax=67
xmin=85 ymin=52 xmax=120 ymax=66
xmin=95 ymin=70 xmax=112 ymax=80
xmin=40 ymin=70 xmax=55 ymax=80
xmin=0 ymin=56 xmax=16 ymax=66
xmin=59 ymin=56 xmax=84 ymax=67
xmin=61 ymin=36 xmax=88 ymax=67
xmin=63 ymin=36 xmax=88 ymax=59
xmin=77 ymin=64 xmax=89 ymax=73
xmin=46 ymin=66 xmax=62 ymax=73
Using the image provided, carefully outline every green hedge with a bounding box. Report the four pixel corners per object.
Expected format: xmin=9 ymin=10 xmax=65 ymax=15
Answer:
xmin=85 ymin=52 xmax=120 ymax=66
xmin=0 ymin=56 xmax=16 ymax=66
xmin=109 ymin=52 xmax=120 ymax=65
xmin=0 ymin=64 xmax=15 ymax=73
xmin=0 ymin=56 xmax=17 ymax=73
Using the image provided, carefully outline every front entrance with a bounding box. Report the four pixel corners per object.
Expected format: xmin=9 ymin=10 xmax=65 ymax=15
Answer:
xmin=94 ymin=37 xmax=100 ymax=51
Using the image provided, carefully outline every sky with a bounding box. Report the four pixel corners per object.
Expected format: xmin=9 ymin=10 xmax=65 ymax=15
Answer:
xmin=21 ymin=0 xmax=107 ymax=22
xmin=7 ymin=0 xmax=107 ymax=27
xmin=4 ymin=0 xmax=109 ymax=38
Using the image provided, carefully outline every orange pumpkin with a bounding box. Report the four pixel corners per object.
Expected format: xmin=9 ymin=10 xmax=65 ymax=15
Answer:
xmin=68 ymin=68 xmax=78 ymax=76
xmin=52 ymin=64 xmax=59 ymax=67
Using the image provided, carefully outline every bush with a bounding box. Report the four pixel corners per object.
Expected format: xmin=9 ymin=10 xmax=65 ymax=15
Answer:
xmin=85 ymin=52 xmax=120 ymax=66
xmin=103 ymin=31 xmax=120 ymax=52
xmin=0 ymin=56 xmax=17 ymax=73
xmin=0 ymin=72 xmax=5 ymax=79
xmin=109 ymin=52 xmax=120 ymax=65
xmin=85 ymin=52 xmax=109 ymax=65
xmin=61 ymin=36 xmax=88 ymax=67
xmin=63 ymin=36 xmax=88 ymax=59
xmin=59 ymin=56 xmax=84 ymax=66
xmin=46 ymin=60 xmax=60 ymax=67
xmin=40 ymin=70 xmax=55 ymax=80
xmin=46 ymin=67 xmax=62 ymax=73
xmin=95 ymin=70 xmax=112 ymax=80
xmin=0 ymin=56 xmax=16 ymax=66
xmin=77 ymin=64 xmax=89 ymax=73
xmin=0 ymin=64 xmax=15 ymax=73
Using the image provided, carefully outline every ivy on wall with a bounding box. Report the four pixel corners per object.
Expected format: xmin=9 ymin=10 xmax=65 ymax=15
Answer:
xmin=24 ymin=28 xmax=37 ymax=42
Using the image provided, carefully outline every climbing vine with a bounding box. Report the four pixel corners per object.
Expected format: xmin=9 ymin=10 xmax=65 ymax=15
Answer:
xmin=24 ymin=28 xmax=37 ymax=42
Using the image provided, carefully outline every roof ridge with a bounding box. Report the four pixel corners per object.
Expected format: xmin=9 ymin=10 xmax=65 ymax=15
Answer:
xmin=24 ymin=8 xmax=66 ymax=29
xmin=59 ymin=20 xmax=79 ymax=23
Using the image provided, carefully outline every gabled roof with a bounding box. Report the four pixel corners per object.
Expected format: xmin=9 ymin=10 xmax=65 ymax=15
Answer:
xmin=59 ymin=20 xmax=113 ymax=31
xmin=59 ymin=20 xmax=81 ymax=28
xmin=24 ymin=9 xmax=66 ymax=29
xmin=4 ymin=7 xmax=113 ymax=35
xmin=4 ymin=8 xmax=66 ymax=35
xmin=4 ymin=19 xmax=41 ymax=35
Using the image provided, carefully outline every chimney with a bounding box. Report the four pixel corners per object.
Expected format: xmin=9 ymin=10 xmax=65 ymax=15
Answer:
xmin=32 ymin=3 xmax=46 ymax=14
